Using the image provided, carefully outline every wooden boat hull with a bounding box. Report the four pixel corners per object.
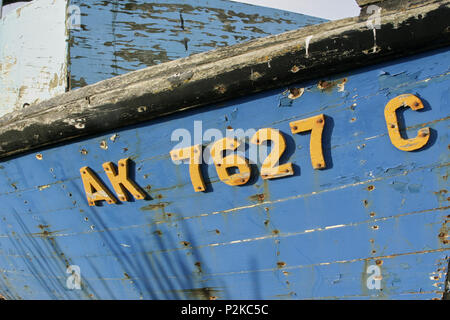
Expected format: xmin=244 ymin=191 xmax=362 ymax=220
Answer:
xmin=0 ymin=0 xmax=448 ymax=300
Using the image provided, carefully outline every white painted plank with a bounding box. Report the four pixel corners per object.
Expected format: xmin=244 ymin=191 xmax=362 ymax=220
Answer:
xmin=0 ymin=0 xmax=68 ymax=117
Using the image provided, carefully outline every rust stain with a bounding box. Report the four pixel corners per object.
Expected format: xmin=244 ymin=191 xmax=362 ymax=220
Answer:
xmin=214 ymin=84 xmax=227 ymax=94
xmin=290 ymin=65 xmax=300 ymax=73
xmin=194 ymin=261 xmax=202 ymax=273
xmin=31 ymin=225 xmax=79 ymax=279
xmin=206 ymin=248 xmax=450 ymax=281
xmin=167 ymin=287 xmax=222 ymax=300
xmin=181 ymin=241 xmax=191 ymax=247
xmin=288 ymin=87 xmax=305 ymax=100
xmin=317 ymin=78 xmax=348 ymax=92
xmin=434 ymin=189 xmax=448 ymax=203
xmin=444 ymin=258 xmax=450 ymax=300
xmin=32 ymin=226 xmax=60 ymax=238
xmin=249 ymin=193 xmax=266 ymax=203
xmin=274 ymin=291 xmax=297 ymax=299
xmin=38 ymin=184 xmax=51 ymax=191
xmin=438 ymin=215 xmax=448 ymax=245
xmin=140 ymin=202 xmax=172 ymax=211
xmin=49 ymin=73 xmax=59 ymax=90
xmin=100 ymin=140 xmax=108 ymax=150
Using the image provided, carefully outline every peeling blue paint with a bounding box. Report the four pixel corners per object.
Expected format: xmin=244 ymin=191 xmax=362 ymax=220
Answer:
xmin=0 ymin=43 xmax=448 ymax=299
xmin=68 ymin=0 xmax=327 ymax=88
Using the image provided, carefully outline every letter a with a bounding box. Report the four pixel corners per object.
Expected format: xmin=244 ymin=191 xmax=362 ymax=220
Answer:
xmin=80 ymin=167 xmax=117 ymax=206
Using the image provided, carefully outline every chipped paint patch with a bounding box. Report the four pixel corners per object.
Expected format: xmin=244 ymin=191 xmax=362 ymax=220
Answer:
xmin=318 ymin=78 xmax=348 ymax=92
xmin=68 ymin=0 xmax=325 ymax=88
xmin=137 ymin=106 xmax=147 ymax=113
xmin=250 ymin=71 xmax=263 ymax=81
xmin=290 ymin=65 xmax=301 ymax=73
xmin=140 ymin=202 xmax=172 ymax=211
xmin=110 ymin=134 xmax=119 ymax=142
xmin=100 ymin=140 xmax=108 ymax=150
xmin=37 ymin=184 xmax=51 ymax=191
xmin=288 ymin=88 xmax=305 ymax=100
xmin=166 ymin=287 xmax=222 ymax=300
xmin=63 ymin=118 xmax=86 ymax=129
xmin=0 ymin=0 xmax=68 ymax=116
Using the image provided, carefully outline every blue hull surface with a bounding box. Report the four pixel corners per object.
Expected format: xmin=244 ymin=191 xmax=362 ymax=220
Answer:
xmin=0 ymin=47 xmax=448 ymax=300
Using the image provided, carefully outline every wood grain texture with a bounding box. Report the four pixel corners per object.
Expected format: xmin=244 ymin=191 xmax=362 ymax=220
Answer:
xmin=0 ymin=44 xmax=448 ymax=300
xmin=0 ymin=0 xmax=448 ymax=160
xmin=0 ymin=0 xmax=68 ymax=117
xmin=68 ymin=0 xmax=326 ymax=89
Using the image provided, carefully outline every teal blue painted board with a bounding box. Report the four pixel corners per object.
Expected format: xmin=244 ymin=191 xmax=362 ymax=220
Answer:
xmin=0 ymin=46 xmax=448 ymax=300
xmin=68 ymin=0 xmax=327 ymax=88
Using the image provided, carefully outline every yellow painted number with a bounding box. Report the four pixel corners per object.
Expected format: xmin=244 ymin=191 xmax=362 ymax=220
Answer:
xmin=384 ymin=94 xmax=430 ymax=151
xmin=250 ymin=128 xmax=294 ymax=179
xmin=210 ymin=137 xmax=251 ymax=186
xmin=289 ymin=114 xmax=326 ymax=170
xmin=170 ymin=144 xmax=206 ymax=192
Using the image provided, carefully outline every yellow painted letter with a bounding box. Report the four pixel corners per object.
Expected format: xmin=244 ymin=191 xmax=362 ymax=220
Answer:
xmin=80 ymin=167 xmax=117 ymax=206
xmin=384 ymin=94 xmax=430 ymax=151
xmin=102 ymin=158 xmax=146 ymax=201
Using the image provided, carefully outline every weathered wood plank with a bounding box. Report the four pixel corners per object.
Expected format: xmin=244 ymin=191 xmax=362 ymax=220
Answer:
xmin=0 ymin=0 xmax=68 ymax=117
xmin=0 ymin=0 xmax=448 ymax=160
xmin=68 ymin=0 xmax=326 ymax=89
xmin=0 ymin=42 xmax=448 ymax=299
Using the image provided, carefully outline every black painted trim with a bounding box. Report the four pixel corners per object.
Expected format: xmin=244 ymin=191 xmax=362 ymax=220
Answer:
xmin=0 ymin=0 xmax=449 ymax=159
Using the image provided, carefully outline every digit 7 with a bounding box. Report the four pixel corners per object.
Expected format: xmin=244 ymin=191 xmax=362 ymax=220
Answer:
xmin=170 ymin=144 xmax=206 ymax=192
xmin=289 ymin=114 xmax=326 ymax=170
